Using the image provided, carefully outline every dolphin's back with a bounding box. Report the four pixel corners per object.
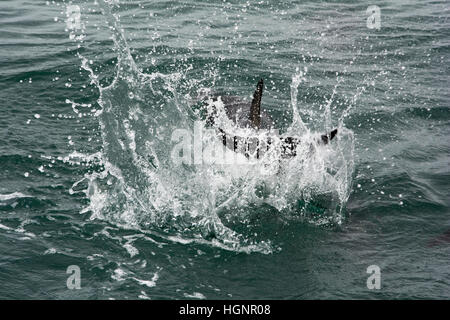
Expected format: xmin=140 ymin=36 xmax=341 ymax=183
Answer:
xmin=204 ymin=79 xmax=338 ymax=159
xmin=219 ymin=95 xmax=273 ymax=129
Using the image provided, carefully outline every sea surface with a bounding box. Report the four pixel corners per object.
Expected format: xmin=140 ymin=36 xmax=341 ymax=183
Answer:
xmin=0 ymin=0 xmax=449 ymax=299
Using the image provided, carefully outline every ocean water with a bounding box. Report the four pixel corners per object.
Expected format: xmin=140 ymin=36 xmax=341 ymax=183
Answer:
xmin=0 ymin=0 xmax=449 ymax=299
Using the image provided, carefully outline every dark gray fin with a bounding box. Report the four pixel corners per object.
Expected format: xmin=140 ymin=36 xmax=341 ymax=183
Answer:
xmin=320 ymin=129 xmax=338 ymax=144
xmin=250 ymin=79 xmax=263 ymax=129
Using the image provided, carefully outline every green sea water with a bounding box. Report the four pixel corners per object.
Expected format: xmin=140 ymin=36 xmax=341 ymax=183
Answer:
xmin=0 ymin=0 xmax=449 ymax=299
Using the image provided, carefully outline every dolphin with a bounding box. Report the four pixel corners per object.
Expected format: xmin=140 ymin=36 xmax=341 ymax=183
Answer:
xmin=427 ymin=228 xmax=450 ymax=247
xmin=204 ymin=79 xmax=337 ymax=158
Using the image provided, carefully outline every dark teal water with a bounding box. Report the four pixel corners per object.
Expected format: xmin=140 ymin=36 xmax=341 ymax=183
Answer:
xmin=0 ymin=0 xmax=449 ymax=299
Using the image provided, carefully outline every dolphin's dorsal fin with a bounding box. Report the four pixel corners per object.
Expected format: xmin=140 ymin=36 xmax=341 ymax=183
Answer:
xmin=250 ymin=79 xmax=263 ymax=129
xmin=320 ymin=128 xmax=338 ymax=144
